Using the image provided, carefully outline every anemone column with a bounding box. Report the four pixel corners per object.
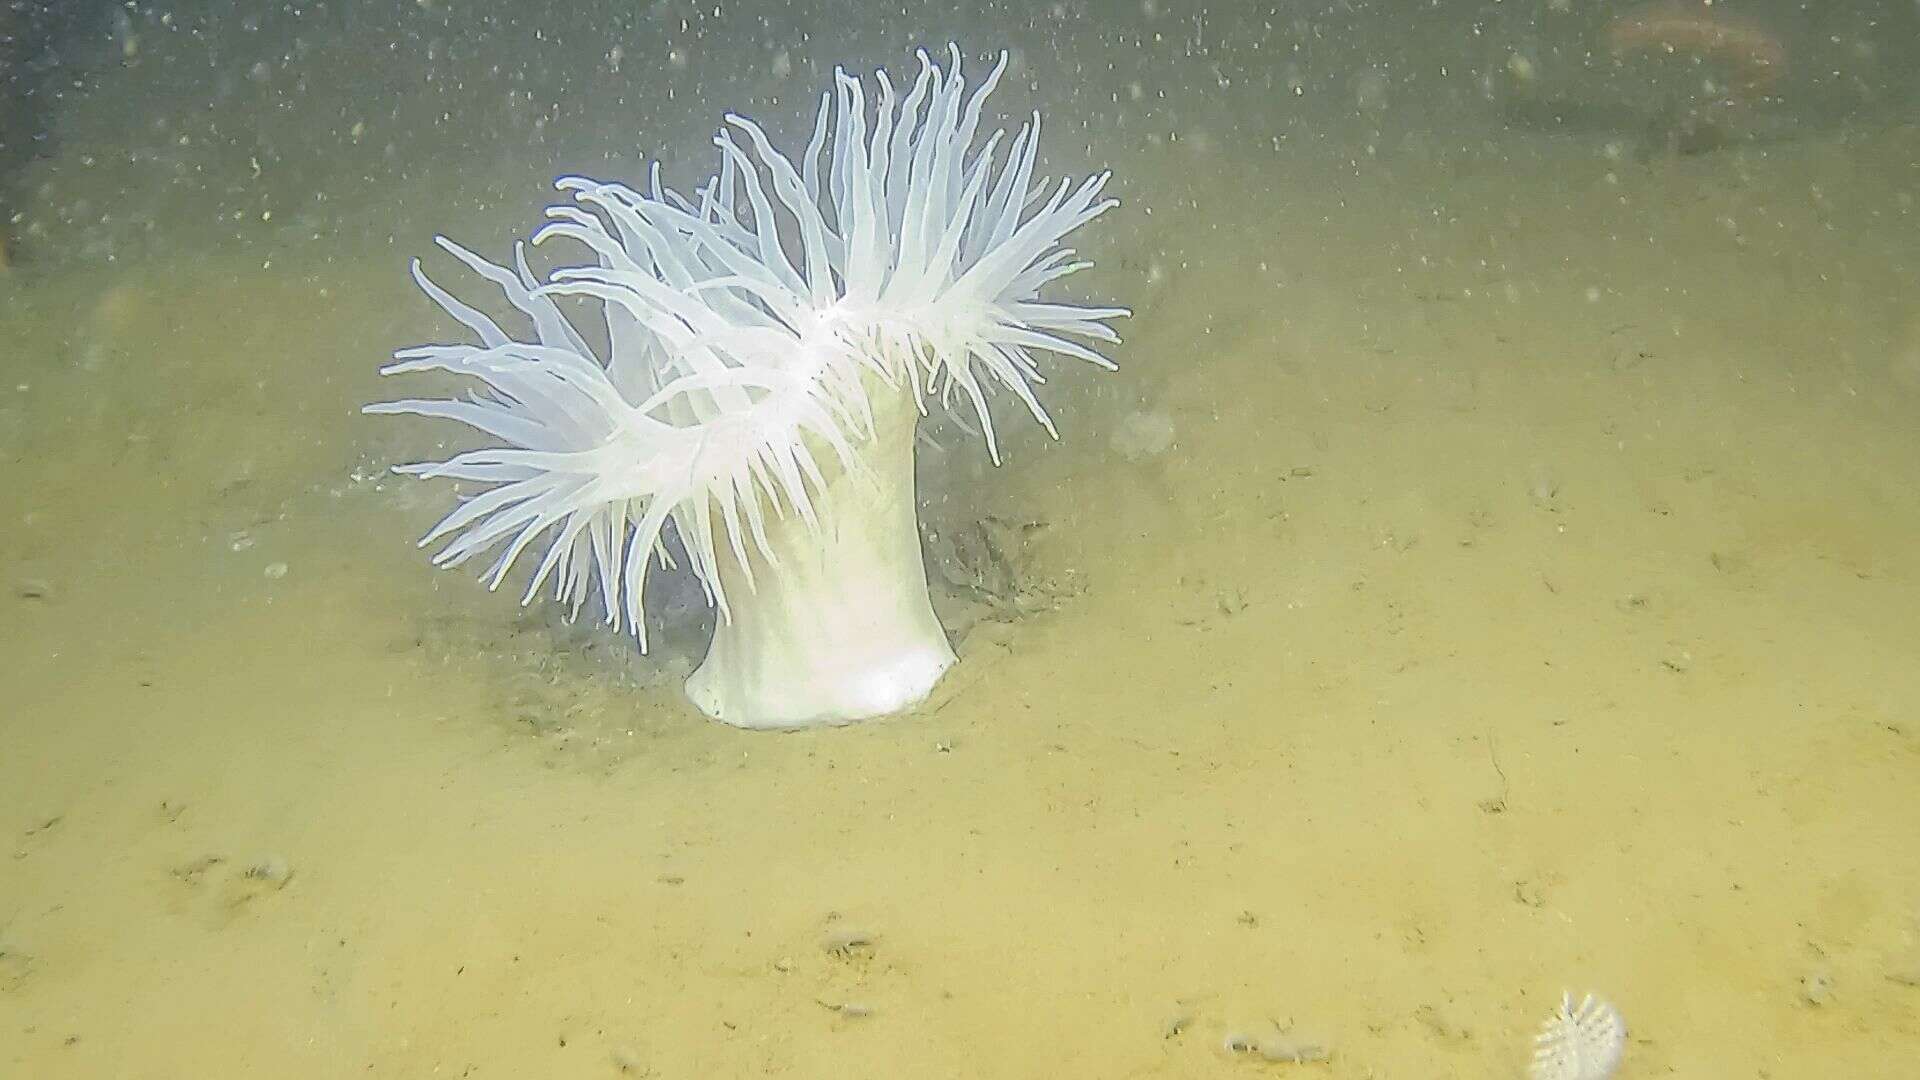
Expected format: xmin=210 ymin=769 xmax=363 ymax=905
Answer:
xmin=685 ymin=385 xmax=953 ymax=728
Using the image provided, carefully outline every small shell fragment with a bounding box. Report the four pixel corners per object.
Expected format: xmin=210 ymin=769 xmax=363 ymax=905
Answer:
xmin=821 ymin=927 xmax=876 ymax=957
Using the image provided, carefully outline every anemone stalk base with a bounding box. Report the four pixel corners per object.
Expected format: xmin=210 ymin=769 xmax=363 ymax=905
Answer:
xmin=684 ymin=393 xmax=955 ymax=729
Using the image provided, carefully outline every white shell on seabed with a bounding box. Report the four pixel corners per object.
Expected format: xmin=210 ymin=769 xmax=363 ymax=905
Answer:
xmin=1529 ymin=992 xmax=1626 ymax=1080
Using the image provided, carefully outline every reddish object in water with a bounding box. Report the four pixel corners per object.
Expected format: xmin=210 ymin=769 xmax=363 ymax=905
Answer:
xmin=1605 ymin=2 xmax=1786 ymax=102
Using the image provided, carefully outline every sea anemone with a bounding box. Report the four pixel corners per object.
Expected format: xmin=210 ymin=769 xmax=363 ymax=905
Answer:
xmin=367 ymin=46 xmax=1127 ymax=729
xmin=1528 ymin=991 xmax=1625 ymax=1080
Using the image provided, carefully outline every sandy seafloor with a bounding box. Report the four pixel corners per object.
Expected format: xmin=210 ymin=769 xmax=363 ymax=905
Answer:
xmin=4 ymin=25 xmax=1920 ymax=1080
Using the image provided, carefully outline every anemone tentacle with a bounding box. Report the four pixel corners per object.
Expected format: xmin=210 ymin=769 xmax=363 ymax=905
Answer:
xmin=370 ymin=46 xmax=1126 ymax=668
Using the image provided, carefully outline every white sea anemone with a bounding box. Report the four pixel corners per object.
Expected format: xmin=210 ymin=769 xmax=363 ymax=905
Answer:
xmin=368 ymin=46 xmax=1126 ymax=729
xmin=1529 ymin=992 xmax=1626 ymax=1080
